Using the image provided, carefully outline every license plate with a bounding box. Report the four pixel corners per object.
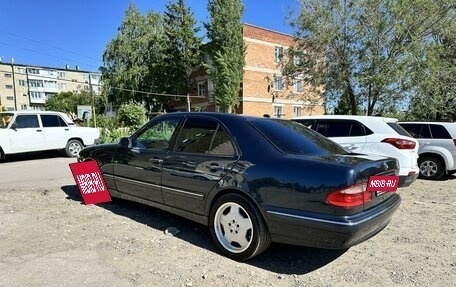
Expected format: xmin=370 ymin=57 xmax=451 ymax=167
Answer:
xmin=367 ymin=176 xmax=399 ymax=192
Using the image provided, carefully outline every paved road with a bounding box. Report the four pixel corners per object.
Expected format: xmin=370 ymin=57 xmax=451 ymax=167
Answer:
xmin=0 ymin=153 xmax=76 ymax=189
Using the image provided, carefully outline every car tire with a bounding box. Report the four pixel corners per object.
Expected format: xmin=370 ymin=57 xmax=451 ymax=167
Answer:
xmin=209 ymin=193 xmax=271 ymax=261
xmin=64 ymin=139 xmax=83 ymax=157
xmin=418 ymin=155 xmax=445 ymax=180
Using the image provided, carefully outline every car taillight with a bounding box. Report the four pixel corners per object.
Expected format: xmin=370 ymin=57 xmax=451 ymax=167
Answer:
xmin=381 ymin=138 xmax=416 ymax=149
xmin=326 ymin=183 xmax=371 ymax=208
xmin=453 ymin=139 xmax=456 ymax=147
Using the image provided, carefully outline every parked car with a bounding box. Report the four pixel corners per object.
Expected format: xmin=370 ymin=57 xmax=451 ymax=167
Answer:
xmin=0 ymin=111 xmax=100 ymax=159
xmin=78 ymin=112 xmax=401 ymax=260
xmin=398 ymin=121 xmax=456 ymax=180
xmin=291 ymin=115 xmax=419 ymax=187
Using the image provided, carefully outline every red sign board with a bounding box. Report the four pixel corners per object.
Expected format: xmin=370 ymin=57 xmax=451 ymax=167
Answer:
xmin=69 ymin=160 xmax=111 ymax=205
xmin=367 ymin=175 xmax=400 ymax=192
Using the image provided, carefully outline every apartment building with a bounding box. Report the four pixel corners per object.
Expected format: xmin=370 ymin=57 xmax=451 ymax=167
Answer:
xmin=0 ymin=61 xmax=101 ymax=111
xmin=190 ymin=23 xmax=324 ymax=118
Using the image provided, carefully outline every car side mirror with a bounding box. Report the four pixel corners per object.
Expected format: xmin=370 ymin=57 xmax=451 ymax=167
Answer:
xmin=10 ymin=123 xmax=18 ymax=130
xmin=119 ymin=137 xmax=131 ymax=147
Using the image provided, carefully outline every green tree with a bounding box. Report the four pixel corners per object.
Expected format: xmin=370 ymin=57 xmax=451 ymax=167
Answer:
xmin=285 ymin=0 xmax=455 ymax=116
xmin=205 ymin=0 xmax=246 ymax=113
xmin=116 ymin=102 xmax=147 ymax=129
xmin=44 ymin=91 xmax=92 ymax=116
xmin=102 ymin=4 xmax=167 ymax=111
xmin=406 ymin=1 xmax=456 ymax=121
xmin=163 ymin=0 xmax=203 ymax=110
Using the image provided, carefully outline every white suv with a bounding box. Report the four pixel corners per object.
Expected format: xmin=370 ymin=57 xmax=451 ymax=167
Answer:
xmin=0 ymin=111 xmax=100 ymax=158
xmin=398 ymin=122 xmax=456 ymax=180
xmin=292 ymin=115 xmax=419 ymax=187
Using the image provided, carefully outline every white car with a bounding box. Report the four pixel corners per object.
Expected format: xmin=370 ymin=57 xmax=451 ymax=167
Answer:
xmin=292 ymin=115 xmax=420 ymax=187
xmin=0 ymin=111 xmax=100 ymax=158
xmin=399 ymin=121 xmax=456 ymax=180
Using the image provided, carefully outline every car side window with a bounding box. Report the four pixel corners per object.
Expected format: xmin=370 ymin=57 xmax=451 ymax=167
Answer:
xmin=41 ymin=115 xmax=68 ymax=127
xmin=132 ymin=118 xmax=180 ymax=150
xmin=13 ymin=115 xmax=40 ymax=128
xmin=174 ymin=117 xmax=235 ymax=155
xmin=430 ymin=124 xmax=451 ymax=139
xmin=400 ymin=124 xmax=429 ymax=138
xmin=208 ymin=125 xmax=236 ymax=156
xmin=316 ymin=120 xmax=365 ymax=137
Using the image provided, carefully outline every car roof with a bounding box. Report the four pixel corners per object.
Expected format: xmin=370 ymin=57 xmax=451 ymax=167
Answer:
xmin=291 ymin=115 xmax=398 ymax=122
xmin=1 ymin=110 xmax=67 ymax=115
xmin=398 ymin=121 xmax=456 ymax=125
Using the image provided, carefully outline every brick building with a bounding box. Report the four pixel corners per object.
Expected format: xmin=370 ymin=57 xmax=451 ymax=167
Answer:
xmin=0 ymin=61 xmax=101 ymax=112
xmin=189 ymin=23 xmax=324 ymax=118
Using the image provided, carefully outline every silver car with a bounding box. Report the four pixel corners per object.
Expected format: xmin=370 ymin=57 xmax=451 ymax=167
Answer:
xmin=398 ymin=122 xmax=456 ymax=180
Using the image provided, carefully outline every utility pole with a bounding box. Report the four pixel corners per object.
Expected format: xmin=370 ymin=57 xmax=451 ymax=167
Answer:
xmin=89 ymin=74 xmax=97 ymax=127
xmin=11 ymin=59 xmax=18 ymax=111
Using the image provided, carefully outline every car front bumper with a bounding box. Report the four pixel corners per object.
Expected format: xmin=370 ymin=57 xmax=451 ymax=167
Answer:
xmin=265 ymin=194 xmax=401 ymax=249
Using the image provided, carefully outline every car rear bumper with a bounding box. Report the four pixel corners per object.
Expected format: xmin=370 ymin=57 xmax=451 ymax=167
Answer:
xmin=265 ymin=194 xmax=401 ymax=249
xmin=398 ymin=171 xmax=419 ymax=187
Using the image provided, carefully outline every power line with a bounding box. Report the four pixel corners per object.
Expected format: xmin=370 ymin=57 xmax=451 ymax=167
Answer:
xmin=0 ymin=68 xmax=205 ymax=98
xmin=0 ymin=41 xmax=101 ymax=70
xmin=5 ymin=32 xmax=101 ymax=63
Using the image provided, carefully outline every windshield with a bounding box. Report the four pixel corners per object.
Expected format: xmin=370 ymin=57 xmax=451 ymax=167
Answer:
xmin=0 ymin=113 xmax=14 ymax=128
xmin=249 ymin=118 xmax=348 ymax=155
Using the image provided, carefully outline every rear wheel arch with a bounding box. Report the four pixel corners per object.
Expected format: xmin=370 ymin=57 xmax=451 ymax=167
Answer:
xmin=0 ymin=146 xmax=5 ymax=160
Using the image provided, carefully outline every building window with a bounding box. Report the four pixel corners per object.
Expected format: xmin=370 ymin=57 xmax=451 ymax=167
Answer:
xmin=58 ymin=83 xmax=67 ymax=90
xmin=295 ymin=80 xmax=302 ymax=93
xmin=83 ymin=74 xmax=90 ymax=81
xmin=44 ymin=80 xmax=57 ymax=89
xmin=293 ymin=106 xmax=302 ymax=117
xmin=198 ymin=81 xmax=206 ymax=97
xmin=91 ymin=74 xmax=100 ymax=80
xmin=273 ymin=105 xmax=283 ymax=118
xmin=83 ymin=84 xmax=90 ymax=90
xmin=7 ymin=96 xmax=14 ymax=101
xmin=17 ymin=68 xmax=25 ymax=74
xmin=21 ymin=104 xmax=27 ymax=110
xmin=4 ymin=73 xmax=12 ymax=78
xmin=29 ymin=79 xmax=44 ymax=87
xmin=273 ymin=75 xmax=282 ymax=91
xmin=27 ymin=68 xmax=39 ymax=75
xmin=274 ymin=46 xmax=283 ymax=62
xmin=5 ymin=84 xmax=13 ymax=89
xmin=19 ymin=80 xmax=27 ymax=86
xmin=30 ymin=91 xmax=44 ymax=99
xmin=58 ymin=71 xmax=66 ymax=78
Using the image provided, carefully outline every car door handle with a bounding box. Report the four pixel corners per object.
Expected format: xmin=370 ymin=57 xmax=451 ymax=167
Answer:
xmin=36 ymin=129 xmax=42 ymax=132
xmin=344 ymin=145 xmax=358 ymax=150
xmin=65 ymin=128 xmax=69 ymax=131
xmin=149 ymin=157 xmax=163 ymax=164
xmin=206 ymin=163 xmax=225 ymax=172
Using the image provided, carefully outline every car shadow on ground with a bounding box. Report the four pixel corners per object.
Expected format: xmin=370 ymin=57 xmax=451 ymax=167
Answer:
xmin=61 ymin=184 xmax=347 ymax=274
xmin=2 ymin=151 xmax=64 ymax=162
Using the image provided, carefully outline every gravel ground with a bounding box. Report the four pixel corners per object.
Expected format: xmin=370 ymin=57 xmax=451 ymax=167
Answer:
xmin=0 ymin=155 xmax=455 ymax=287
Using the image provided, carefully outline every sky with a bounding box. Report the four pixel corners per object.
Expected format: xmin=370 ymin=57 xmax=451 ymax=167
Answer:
xmin=0 ymin=0 xmax=298 ymax=72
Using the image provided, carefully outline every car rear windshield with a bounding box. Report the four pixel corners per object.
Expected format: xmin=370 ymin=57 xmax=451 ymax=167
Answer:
xmin=387 ymin=122 xmax=412 ymax=137
xmin=248 ymin=119 xmax=347 ymax=155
